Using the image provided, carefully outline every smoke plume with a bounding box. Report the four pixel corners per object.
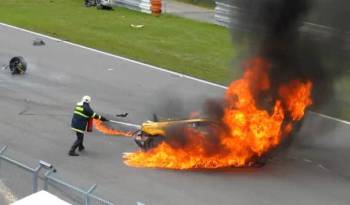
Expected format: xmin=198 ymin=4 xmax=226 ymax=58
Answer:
xmin=164 ymin=0 xmax=350 ymax=153
xmin=232 ymin=0 xmax=350 ymax=111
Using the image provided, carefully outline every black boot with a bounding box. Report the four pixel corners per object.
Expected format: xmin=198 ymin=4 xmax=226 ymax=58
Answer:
xmin=68 ymin=150 xmax=79 ymax=156
xmin=78 ymin=145 xmax=85 ymax=151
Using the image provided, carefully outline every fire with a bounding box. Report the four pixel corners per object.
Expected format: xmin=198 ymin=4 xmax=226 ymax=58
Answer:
xmin=94 ymin=120 xmax=132 ymax=137
xmin=279 ymin=80 xmax=313 ymax=121
xmin=123 ymin=57 xmax=313 ymax=169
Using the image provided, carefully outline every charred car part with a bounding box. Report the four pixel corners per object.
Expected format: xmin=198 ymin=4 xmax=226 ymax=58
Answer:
xmin=33 ymin=38 xmax=45 ymax=46
xmin=5 ymin=56 xmax=27 ymax=75
xmin=96 ymin=0 xmax=113 ymax=9
xmin=132 ymin=118 xmax=218 ymax=151
xmin=85 ymin=0 xmax=113 ymax=9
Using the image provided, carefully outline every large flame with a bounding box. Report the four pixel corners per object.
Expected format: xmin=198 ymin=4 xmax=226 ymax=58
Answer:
xmin=94 ymin=120 xmax=132 ymax=137
xmin=123 ymin=58 xmax=313 ymax=169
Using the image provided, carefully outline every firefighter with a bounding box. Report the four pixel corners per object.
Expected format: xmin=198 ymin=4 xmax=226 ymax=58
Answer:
xmin=69 ymin=95 xmax=108 ymax=156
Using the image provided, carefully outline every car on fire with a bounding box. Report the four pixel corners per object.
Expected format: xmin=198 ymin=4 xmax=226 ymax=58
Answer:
xmin=132 ymin=117 xmax=219 ymax=151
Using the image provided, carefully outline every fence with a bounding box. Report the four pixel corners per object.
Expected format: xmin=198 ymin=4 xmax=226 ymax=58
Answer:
xmin=214 ymin=1 xmax=232 ymax=27
xmin=0 ymin=146 xmax=114 ymax=205
xmin=112 ymin=0 xmax=152 ymax=14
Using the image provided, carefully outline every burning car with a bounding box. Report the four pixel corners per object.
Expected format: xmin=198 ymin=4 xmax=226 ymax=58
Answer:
xmin=133 ymin=118 xmax=219 ymax=151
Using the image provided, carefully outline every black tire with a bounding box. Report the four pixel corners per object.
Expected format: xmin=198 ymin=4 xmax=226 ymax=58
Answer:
xmin=9 ymin=56 xmax=27 ymax=75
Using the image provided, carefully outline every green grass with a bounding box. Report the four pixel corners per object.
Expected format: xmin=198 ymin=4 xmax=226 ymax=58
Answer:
xmin=174 ymin=0 xmax=216 ymax=9
xmin=0 ymin=0 xmax=234 ymax=85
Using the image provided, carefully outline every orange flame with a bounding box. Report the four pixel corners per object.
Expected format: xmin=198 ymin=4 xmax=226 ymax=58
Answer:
xmin=94 ymin=120 xmax=132 ymax=137
xmin=279 ymin=80 xmax=313 ymax=121
xmin=123 ymin=57 xmax=313 ymax=169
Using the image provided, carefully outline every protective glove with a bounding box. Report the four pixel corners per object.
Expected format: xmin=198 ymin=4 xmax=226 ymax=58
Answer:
xmin=100 ymin=116 xmax=108 ymax=122
xmin=116 ymin=113 xmax=128 ymax=117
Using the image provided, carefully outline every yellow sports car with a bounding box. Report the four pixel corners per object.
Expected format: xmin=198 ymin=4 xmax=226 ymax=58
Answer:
xmin=133 ymin=118 xmax=218 ymax=150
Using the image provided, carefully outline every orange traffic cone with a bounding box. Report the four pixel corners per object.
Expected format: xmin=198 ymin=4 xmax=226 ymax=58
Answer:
xmin=151 ymin=0 xmax=162 ymax=16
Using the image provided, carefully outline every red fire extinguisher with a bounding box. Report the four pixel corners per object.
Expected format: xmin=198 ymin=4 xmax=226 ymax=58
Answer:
xmin=87 ymin=118 xmax=93 ymax=132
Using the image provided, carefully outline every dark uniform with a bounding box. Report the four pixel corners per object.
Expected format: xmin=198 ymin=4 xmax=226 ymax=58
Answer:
xmin=69 ymin=101 xmax=106 ymax=156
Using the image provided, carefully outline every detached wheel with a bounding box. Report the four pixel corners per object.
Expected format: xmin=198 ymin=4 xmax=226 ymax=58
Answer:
xmin=9 ymin=56 xmax=27 ymax=75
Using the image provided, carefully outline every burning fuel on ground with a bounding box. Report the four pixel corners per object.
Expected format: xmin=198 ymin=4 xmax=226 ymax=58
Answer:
xmin=94 ymin=120 xmax=132 ymax=137
xmin=123 ymin=0 xmax=348 ymax=169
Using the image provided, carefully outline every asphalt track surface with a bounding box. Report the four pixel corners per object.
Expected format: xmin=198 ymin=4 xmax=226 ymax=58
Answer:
xmin=0 ymin=23 xmax=349 ymax=205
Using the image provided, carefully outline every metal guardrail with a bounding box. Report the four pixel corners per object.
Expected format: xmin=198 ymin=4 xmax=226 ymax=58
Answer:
xmin=0 ymin=146 xmax=114 ymax=205
xmin=214 ymin=0 xmax=350 ymax=43
xmin=112 ymin=0 xmax=152 ymax=14
xmin=214 ymin=1 xmax=232 ymax=27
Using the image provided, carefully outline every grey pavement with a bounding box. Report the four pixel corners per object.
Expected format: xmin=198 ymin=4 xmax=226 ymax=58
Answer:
xmin=162 ymin=0 xmax=219 ymax=25
xmin=0 ymin=23 xmax=350 ymax=205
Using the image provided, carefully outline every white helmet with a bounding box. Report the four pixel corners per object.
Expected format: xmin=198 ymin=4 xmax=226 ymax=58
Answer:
xmin=81 ymin=95 xmax=91 ymax=104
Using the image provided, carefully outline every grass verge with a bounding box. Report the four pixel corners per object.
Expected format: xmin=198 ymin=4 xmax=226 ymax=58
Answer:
xmin=0 ymin=0 xmax=234 ymax=85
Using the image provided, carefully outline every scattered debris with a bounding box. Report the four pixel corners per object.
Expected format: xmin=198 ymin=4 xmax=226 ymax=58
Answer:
xmin=1 ymin=64 xmax=9 ymax=70
xmin=85 ymin=0 xmax=113 ymax=10
xmin=317 ymin=164 xmax=330 ymax=172
xmin=303 ymin=158 xmax=313 ymax=163
xmin=33 ymin=38 xmax=45 ymax=46
xmin=85 ymin=0 xmax=96 ymax=7
xmin=96 ymin=0 xmax=113 ymax=10
xmin=130 ymin=24 xmax=144 ymax=29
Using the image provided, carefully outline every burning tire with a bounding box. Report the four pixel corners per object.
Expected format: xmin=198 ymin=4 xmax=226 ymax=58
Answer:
xmin=9 ymin=56 xmax=27 ymax=75
xmin=133 ymin=130 xmax=164 ymax=151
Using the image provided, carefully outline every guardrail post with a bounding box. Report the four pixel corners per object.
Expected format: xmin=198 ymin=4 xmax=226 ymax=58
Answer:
xmin=32 ymin=164 xmax=44 ymax=193
xmin=43 ymin=169 xmax=54 ymax=191
xmin=0 ymin=146 xmax=8 ymax=175
xmin=85 ymin=184 xmax=97 ymax=205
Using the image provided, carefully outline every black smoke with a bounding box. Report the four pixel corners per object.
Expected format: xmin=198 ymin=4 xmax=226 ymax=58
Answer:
xmin=151 ymin=0 xmax=350 ymax=162
xmin=232 ymin=0 xmax=350 ymax=112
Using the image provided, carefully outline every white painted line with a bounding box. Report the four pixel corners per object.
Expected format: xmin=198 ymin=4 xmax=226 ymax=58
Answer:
xmin=317 ymin=164 xmax=330 ymax=172
xmin=303 ymin=158 xmax=312 ymax=163
xmin=0 ymin=23 xmax=226 ymax=89
xmin=1 ymin=23 xmax=350 ymax=126
xmin=310 ymin=111 xmax=350 ymax=125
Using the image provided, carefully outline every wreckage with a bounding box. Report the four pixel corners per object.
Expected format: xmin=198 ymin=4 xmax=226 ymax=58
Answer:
xmin=133 ymin=117 xmax=219 ymax=151
xmin=85 ymin=0 xmax=113 ymax=9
